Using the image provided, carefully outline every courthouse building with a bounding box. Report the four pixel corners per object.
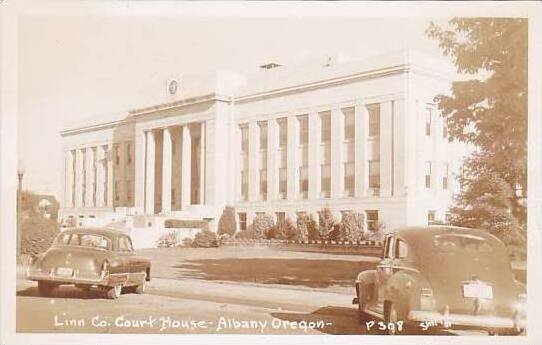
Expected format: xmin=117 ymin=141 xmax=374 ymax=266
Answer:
xmin=59 ymin=50 xmax=467 ymax=236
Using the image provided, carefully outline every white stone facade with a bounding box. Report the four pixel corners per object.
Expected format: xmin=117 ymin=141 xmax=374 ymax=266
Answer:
xmin=59 ymin=50 xmax=468 ymax=235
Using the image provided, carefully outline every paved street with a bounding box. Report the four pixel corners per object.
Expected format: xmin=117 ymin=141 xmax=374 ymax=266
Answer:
xmin=16 ymin=277 xmax=486 ymax=335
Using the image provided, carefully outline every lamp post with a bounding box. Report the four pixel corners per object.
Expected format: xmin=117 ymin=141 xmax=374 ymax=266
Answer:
xmin=17 ymin=161 xmax=25 ymax=260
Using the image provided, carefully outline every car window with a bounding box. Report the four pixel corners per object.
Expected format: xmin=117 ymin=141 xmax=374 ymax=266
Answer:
xmin=118 ymin=236 xmax=133 ymax=252
xmin=433 ymin=234 xmax=493 ymax=253
xmin=384 ymin=236 xmax=395 ymax=259
xmin=65 ymin=233 xmax=110 ymax=250
xmin=54 ymin=233 xmax=71 ymax=245
xmin=395 ymin=239 xmax=408 ymax=259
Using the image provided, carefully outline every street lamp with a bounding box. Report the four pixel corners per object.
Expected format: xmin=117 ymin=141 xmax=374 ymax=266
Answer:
xmin=17 ymin=160 xmax=25 ymax=260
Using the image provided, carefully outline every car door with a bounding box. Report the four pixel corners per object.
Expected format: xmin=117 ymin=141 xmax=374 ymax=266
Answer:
xmin=115 ymin=235 xmax=133 ymax=282
xmin=376 ymin=235 xmax=395 ymax=307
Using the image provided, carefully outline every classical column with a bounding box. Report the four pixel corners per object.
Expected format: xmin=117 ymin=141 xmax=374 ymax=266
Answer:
xmin=380 ymin=101 xmax=393 ymax=197
xmin=199 ymin=122 xmax=206 ymax=204
xmin=354 ymin=101 xmax=368 ymax=198
xmin=74 ymin=149 xmax=84 ymax=207
xmin=96 ymin=145 xmax=105 ymax=207
xmin=181 ymin=124 xmax=192 ymax=209
xmin=161 ymin=127 xmax=172 ymax=213
xmin=331 ymin=106 xmax=344 ymax=198
xmin=287 ymin=114 xmax=299 ymax=199
xmin=145 ymin=131 xmax=156 ymax=214
xmin=65 ymin=150 xmax=74 ymax=208
xmin=85 ymin=147 xmax=95 ymax=207
xmin=134 ymin=132 xmax=146 ymax=213
xmin=248 ymin=121 xmax=259 ymax=201
xmin=308 ymin=111 xmax=321 ymax=199
xmin=267 ymin=119 xmax=278 ymax=200
xmin=106 ymin=144 xmax=114 ymax=208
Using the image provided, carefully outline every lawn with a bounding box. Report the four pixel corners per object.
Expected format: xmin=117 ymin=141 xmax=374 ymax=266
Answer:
xmin=137 ymin=246 xmax=379 ymax=293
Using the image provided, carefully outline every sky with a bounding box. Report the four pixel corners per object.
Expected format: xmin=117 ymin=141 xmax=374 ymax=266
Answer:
xmin=18 ymin=15 xmax=454 ymax=199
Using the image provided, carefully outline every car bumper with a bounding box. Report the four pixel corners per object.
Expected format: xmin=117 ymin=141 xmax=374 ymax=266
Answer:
xmin=408 ymin=310 xmax=526 ymax=330
xmin=26 ymin=268 xmax=122 ymax=287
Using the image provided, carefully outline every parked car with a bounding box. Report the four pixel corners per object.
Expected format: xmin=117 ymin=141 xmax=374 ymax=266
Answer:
xmin=353 ymin=226 xmax=526 ymax=335
xmin=27 ymin=228 xmax=151 ymax=299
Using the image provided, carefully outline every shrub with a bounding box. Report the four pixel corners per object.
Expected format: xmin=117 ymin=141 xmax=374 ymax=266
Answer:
xmin=181 ymin=237 xmax=193 ymax=247
xmin=235 ymin=229 xmax=258 ymax=240
xmin=297 ymin=213 xmax=320 ymax=241
xmin=338 ymin=211 xmax=366 ymax=242
xmin=217 ymin=206 xmax=237 ymax=236
xmin=251 ymin=213 xmax=275 ymax=239
xmin=272 ymin=218 xmax=299 ymax=241
xmin=367 ymin=221 xmax=386 ymax=241
xmin=192 ymin=229 xmax=219 ymax=248
xmin=21 ymin=192 xmax=60 ymax=256
xmin=318 ymin=208 xmax=336 ymax=240
xmin=156 ymin=231 xmax=179 ymax=248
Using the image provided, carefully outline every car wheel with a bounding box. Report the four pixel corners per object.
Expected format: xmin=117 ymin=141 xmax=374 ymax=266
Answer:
xmin=134 ymin=272 xmax=147 ymax=294
xmin=37 ymin=281 xmax=55 ymax=297
xmin=385 ymin=302 xmax=399 ymax=335
xmin=106 ymin=285 xmax=122 ymax=299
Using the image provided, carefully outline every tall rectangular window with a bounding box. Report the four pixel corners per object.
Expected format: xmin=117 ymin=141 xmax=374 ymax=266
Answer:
xmin=343 ymin=107 xmax=355 ymax=140
xmin=276 ymin=212 xmax=286 ymax=224
xmin=238 ymin=212 xmax=247 ymax=231
xmin=321 ymin=164 xmax=331 ymax=198
xmin=240 ymin=124 xmax=249 ymax=201
xmin=443 ymin=163 xmax=449 ymax=190
xmin=259 ymin=169 xmax=267 ymax=200
xmin=320 ymin=111 xmax=331 ymax=143
xmin=279 ymin=167 xmax=287 ymax=199
xmin=299 ymin=166 xmax=308 ymax=198
xmin=425 ymin=161 xmax=432 ymax=188
xmin=126 ymin=180 xmax=132 ymax=203
xmin=344 ymin=162 xmax=355 ymax=197
xmin=369 ymin=160 xmax=380 ymax=196
xmin=126 ymin=141 xmax=133 ymax=165
xmin=366 ymin=210 xmax=379 ymax=231
xmin=368 ymin=104 xmax=380 ymax=137
xmin=425 ymin=108 xmax=432 ymax=136
xmin=278 ymin=118 xmax=287 ymax=148
xmin=114 ymin=180 xmax=120 ymax=201
xmin=298 ymin=115 xmax=308 ymax=145
xmin=103 ymin=147 xmax=108 ymax=205
xmin=114 ymin=145 xmax=120 ymax=165
xmin=259 ymin=121 xmax=268 ymax=150
xmin=71 ymin=150 xmax=76 ymax=207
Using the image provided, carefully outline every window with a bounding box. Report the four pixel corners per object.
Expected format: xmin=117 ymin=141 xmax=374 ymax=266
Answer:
xmin=126 ymin=180 xmax=132 ymax=203
xmin=279 ymin=167 xmax=287 ymax=199
xmin=395 ymin=239 xmax=408 ymax=259
xmin=241 ymin=171 xmax=248 ymax=201
xmin=299 ymin=166 xmax=308 ymax=199
xmin=114 ymin=180 xmax=120 ymax=201
xmin=298 ymin=115 xmax=308 ymax=145
xmin=92 ymin=147 xmax=97 ymax=206
xmin=115 ymin=145 xmax=120 ymax=165
xmin=276 ymin=212 xmax=286 ymax=224
xmin=369 ymin=160 xmax=380 ymax=195
xmin=82 ymin=149 xmax=87 ymax=206
xmin=384 ymin=235 xmax=394 ymax=258
xmin=320 ymin=111 xmax=331 ymax=142
xmin=366 ymin=210 xmax=379 ymax=231
xmin=368 ymin=104 xmax=380 ymax=137
xmin=259 ymin=121 xmax=268 ymax=150
xmin=425 ymin=108 xmax=432 ymax=136
xmin=238 ymin=212 xmax=247 ymax=231
xmin=171 ymin=188 xmax=176 ymax=205
xmin=240 ymin=124 xmax=249 ymax=152
xmin=344 ymin=162 xmax=355 ymax=197
xmin=343 ymin=107 xmax=355 ymax=140
xmin=425 ymin=161 xmax=432 ymax=188
xmin=278 ymin=118 xmax=287 ymax=148
xmin=259 ymin=169 xmax=267 ymax=200
xmin=118 ymin=236 xmax=133 ymax=252
xmin=443 ymin=163 xmax=449 ymax=190
xmin=428 ymin=210 xmax=436 ymax=225
xmin=321 ymin=164 xmax=331 ymax=198
xmin=126 ymin=142 xmax=132 ymax=165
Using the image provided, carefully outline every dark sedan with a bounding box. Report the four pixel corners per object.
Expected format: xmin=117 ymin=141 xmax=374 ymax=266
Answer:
xmin=27 ymin=228 xmax=151 ymax=299
xmin=353 ymin=226 xmax=526 ymax=335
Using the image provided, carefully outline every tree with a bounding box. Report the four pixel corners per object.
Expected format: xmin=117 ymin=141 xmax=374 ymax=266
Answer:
xmin=318 ymin=208 xmax=336 ymax=240
xmin=426 ymin=18 xmax=527 ymax=245
xmin=250 ymin=213 xmax=274 ymax=239
xmin=338 ymin=211 xmax=366 ymax=242
xmin=217 ymin=206 xmax=237 ymax=236
xmin=297 ymin=213 xmax=319 ymax=241
xmin=271 ymin=218 xmax=298 ymax=241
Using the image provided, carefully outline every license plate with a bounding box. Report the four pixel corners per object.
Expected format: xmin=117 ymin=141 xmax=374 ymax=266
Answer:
xmin=56 ymin=267 xmax=73 ymax=276
xmin=463 ymin=282 xmax=493 ymax=299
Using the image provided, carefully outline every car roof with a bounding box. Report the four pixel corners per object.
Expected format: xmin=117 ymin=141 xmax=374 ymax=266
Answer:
xmin=60 ymin=227 xmax=127 ymax=239
xmin=392 ymin=226 xmax=501 ymax=245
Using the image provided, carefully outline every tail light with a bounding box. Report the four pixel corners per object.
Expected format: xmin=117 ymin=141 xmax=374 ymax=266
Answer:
xmin=420 ymin=287 xmax=435 ymax=310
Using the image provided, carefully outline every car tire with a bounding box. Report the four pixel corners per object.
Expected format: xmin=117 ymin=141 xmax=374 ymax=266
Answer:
xmin=106 ymin=285 xmax=122 ymax=299
xmin=385 ymin=302 xmax=399 ymax=335
xmin=37 ymin=281 xmax=55 ymax=297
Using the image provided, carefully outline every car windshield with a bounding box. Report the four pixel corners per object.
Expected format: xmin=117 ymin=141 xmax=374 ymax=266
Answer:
xmin=432 ymin=234 xmax=493 ymax=253
xmin=55 ymin=233 xmax=111 ymax=250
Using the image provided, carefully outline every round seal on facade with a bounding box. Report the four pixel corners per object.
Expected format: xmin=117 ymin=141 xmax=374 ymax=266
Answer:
xmin=168 ymin=79 xmax=178 ymax=95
